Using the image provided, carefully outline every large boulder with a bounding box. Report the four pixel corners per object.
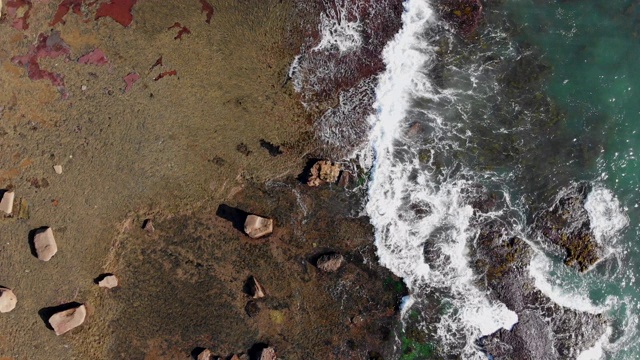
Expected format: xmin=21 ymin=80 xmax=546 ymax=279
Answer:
xmin=34 ymin=227 xmax=58 ymax=261
xmin=0 ymin=287 xmax=17 ymax=313
xmin=307 ymin=160 xmax=342 ymax=187
xmin=316 ymin=253 xmax=345 ymax=273
xmin=244 ymin=215 xmax=273 ymax=239
xmin=49 ymin=304 xmax=86 ymax=335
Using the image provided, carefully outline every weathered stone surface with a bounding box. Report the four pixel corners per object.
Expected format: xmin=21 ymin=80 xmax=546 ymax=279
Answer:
xmin=49 ymin=304 xmax=86 ymax=335
xmin=260 ymin=347 xmax=276 ymax=360
xmin=316 ymin=253 xmax=344 ymax=273
xmin=534 ymin=182 xmax=600 ymax=272
xmin=0 ymin=190 xmax=14 ymax=215
xmin=0 ymin=287 xmax=17 ymax=313
xmin=197 ymin=349 xmax=213 ymax=360
xmin=307 ymin=160 xmax=341 ymax=187
xmin=98 ymin=275 xmax=118 ymax=289
xmin=34 ymin=227 xmax=57 ymax=261
xmin=244 ymin=215 xmax=273 ymax=239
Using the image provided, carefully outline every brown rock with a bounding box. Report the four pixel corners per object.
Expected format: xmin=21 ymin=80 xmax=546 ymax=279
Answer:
xmin=98 ymin=275 xmax=118 ymax=289
xmin=0 ymin=190 xmax=14 ymax=215
xmin=0 ymin=287 xmax=17 ymax=313
xmin=34 ymin=227 xmax=57 ymax=261
xmin=197 ymin=349 xmax=213 ymax=360
xmin=49 ymin=304 xmax=86 ymax=335
xmin=244 ymin=215 xmax=273 ymax=239
xmin=307 ymin=160 xmax=342 ymax=186
xmin=317 ymin=253 xmax=345 ymax=272
xmin=260 ymin=347 xmax=277 ymax=360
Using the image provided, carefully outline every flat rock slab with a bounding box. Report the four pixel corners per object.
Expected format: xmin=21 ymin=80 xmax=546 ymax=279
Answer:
xmin=0 ymin=288 xmax=17 ymax=313
xmin=244 ymin=215 xmax=273 ymax=239
xmin=34 ymin=227 xmax=57 ymax=261
xmin=98 ymin=275 xmax=118 ymax=289
xmin=49 ymin=304 xmax=86 ymax=335
xmin=0 ymin=190 xmax=15 ymax=215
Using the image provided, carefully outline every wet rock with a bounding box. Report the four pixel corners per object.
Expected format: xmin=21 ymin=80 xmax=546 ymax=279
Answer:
xmin=0 ymin=190 xmax=15 ymax=215
xmin=260 ymin=347 xmax=276 ymax=360
xmin=34 ymin=227 xmax=58 ymax=261
xmin=534 ymin=182 xmax=600 ymax=272
xmin=245 ymin=276 xmax=266 ymax=298
xmin=337 ymin=170 xmax=351 ymax=188
xmin=49 ymin=304 xmax=86 ymax=335
xmin=98 ymin=274 xmax=118 ymax=289
xmin=307 ymin=160 xmax=342 ymax=187
xmin=316 ymin=253 xmax=345 ymax=273
xmin=197 ymin=349 xmax=213 ymax=360
xmin=438 ymin=0 xmax=483 ymax=36
xmin=244 ymin=215 xmax=273 ymax=239
xmin=0 ymin=287 xmax=17 ymax=313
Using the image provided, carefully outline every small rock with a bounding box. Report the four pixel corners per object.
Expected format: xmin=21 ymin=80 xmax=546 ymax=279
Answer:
xmin=245 ymin=300 xmax=260 ymax=317
xmin=34 ymin=227 xmax=57 ymax=261
xmin=246 ymin=276 xmax=266 ymax=298
xmin=142 ymin=219 xmax=154 ymax=233
xmin=307 ymin=160 xmax=342 ymax=187
xmin=49 ymin=304 xmax=86 ymax=335
xmin=197 ymin=349 xmax=213 ymax=360
xmin=0 ymin=190 xmax=15 ymax=215
xmin=98 ymin=275 xmax=118 ymax=289
xmin=0 ymin=288 xmax=17 ymax=313
xmin=244 ymin=215 xmax=273 ymax=239
xmin=260 ymin=347 xmax=277 ymax=360
xmin=53 ymin=165 xmax=63 ymax=174
xmin=316 ymin=253 xmax=345 ymax=272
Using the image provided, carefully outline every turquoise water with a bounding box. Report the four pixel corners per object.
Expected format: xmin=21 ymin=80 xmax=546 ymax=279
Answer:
xmin=503 ymin=1 xmax=640 ymax=358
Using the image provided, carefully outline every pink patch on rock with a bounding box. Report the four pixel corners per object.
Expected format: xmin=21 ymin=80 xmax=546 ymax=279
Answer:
xmin=95 ymin=0 xmax=138 ymax=27
xmin=168 ymin=22 xmax=191 ymax=40
xmin=77 ymin=49 xmax=109 ymax=66
xmin=50 ymin=0 xmax=88 ymax=26
xmin=11 ymin=31 xmax=71 ymax=97
xmin=153 ymin=70 xmax=177 ymax=81
xmin=5 ymin=0 xmax=34 ymax=30
xmin=123 ymin=72 xmax=140 ymax=93
xmin=199 ymin=0 xmax=213 ymax=24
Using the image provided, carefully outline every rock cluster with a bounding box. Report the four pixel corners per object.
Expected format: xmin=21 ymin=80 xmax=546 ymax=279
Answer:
xmin=307 ymin=160 xmax=342 ymax=187
xmin=49 ymin=304 xmax=87 ymax=336
xmin=0 ymin=287 xmax=17 ymax=313
xmin=244 ymin=215 xmax=273 ymax=239
xmin=34 ymin=227 xmax=58 ymax=261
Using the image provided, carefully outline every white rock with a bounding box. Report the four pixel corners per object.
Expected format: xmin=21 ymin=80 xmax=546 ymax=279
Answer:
xmin=0 ymin=190 xmax=14 ymax=215
xmin=197 ymin=349 xmax=213 ymax=360
xmin=98 ymin=275 xmax=118 ymax=289
xmin=0 ymin=288 xmax=17 ymax=313
xmin=249 ymin=276 xmax=266 ymax=298
xmin=53 ymin=165 xmax=63 ymax=174
xmin=260 ymin=347 xmax=277 ymax=360
xmin=49 ymin=304 xmax=86 ymax=335
xmin=244 ymin=215 xmax=273 ymax=239
xmin=34 ymin=227 xmax=58 ymax=261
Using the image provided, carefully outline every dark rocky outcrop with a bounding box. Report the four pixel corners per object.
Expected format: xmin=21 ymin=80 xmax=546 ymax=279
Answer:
xmin=534 ymin=182 xmax=600 ymax=272
xmin=438 ymin=0 xmax=483 ymax=36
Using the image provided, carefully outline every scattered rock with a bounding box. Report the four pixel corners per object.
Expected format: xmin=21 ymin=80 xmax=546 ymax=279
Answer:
xmin=236 ymin=143 xmax=252 ymax=156
xmin=98 ymin=274 xmax=118 ymax=289
xmin=245 ymin=300 xmax=260 ymax=317
xmin=246 ymin=276 xmax=266 ymax=298
xmin=142 ymin=219 xmax=155 ymax=233
xmin=53 ymin=165 xmax=63 ymax=174
xmin=316 ymin=253 xmax=345 ymax=272
xmin=0 ymin=190 xmax=15 ymax=215
xmin=34 ymin=227 xmax=57 ymax=261
xmin=307 ymin=160 xmax=342 ymax=187
xmin=0 ymin=288 xmax=17 ymax=313
xmin=197 ymin=349 xmax=213 ymax=360
xmin=259 ymin=139 xmax=283 ymax=156
xmin=49 ymin=304 xmax=86 ymax=335
xmin=260 ymin=347 xmax=277 ymax=360
xmin=244 ymin=215 xmax=273 ymax=239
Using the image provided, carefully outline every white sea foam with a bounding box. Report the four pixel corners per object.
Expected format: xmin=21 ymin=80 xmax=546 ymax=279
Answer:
xmin=577 ymin=326 xmax=610 ymax=360
xmin=313 ymin=0 xmax=362 ymax=53
xmin=585 ymin=185 xmax=629 ymax=247
xmin=365 ymin=0 xmax=517 ymax=356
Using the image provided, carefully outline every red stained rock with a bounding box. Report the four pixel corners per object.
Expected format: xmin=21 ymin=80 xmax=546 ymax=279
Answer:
xmin=153 ymin=70 xmax=177 ymax=81
xmin=150 ymin=56 xmax=163 ymax=71
xmin=77 ymin=48 xmax=109 ymax=66
xmin=168 ymin=22 xmax=191 ymax=40
xmin=199 ymin=0 xmax=213 ymax=24
xmin=95 ymin=0 xmax=137 ymax=27
xmin=50 ymin=0 xmax=89 ymax=26
xmin=11 ymin=31 xmax=71 ymax=97
xmin=5 ymin=0 xmax=33 ymax=30
xmin=123 ymin=72 xmax=140 ymax=92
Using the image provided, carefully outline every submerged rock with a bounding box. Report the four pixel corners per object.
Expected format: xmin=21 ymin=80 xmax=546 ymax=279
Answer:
xmin=0 ymin=190 xmax=14 ymax=215
xmin=307 ymin=160 xmax=341 ymax=187
xmin=534 ymin=182 xmax=600 ymax=272
xmin=316 ymin=253 xmax=345 ymax=273
xmin=34 ymin=227 xmax=58 ymax=261
xmin=0 ymin=287 xmax=17 ymax=313
xmin=244 ymin=215 xmax=273 ymax=239
xmin=49 ymin=304 xmax=86 ymax=335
